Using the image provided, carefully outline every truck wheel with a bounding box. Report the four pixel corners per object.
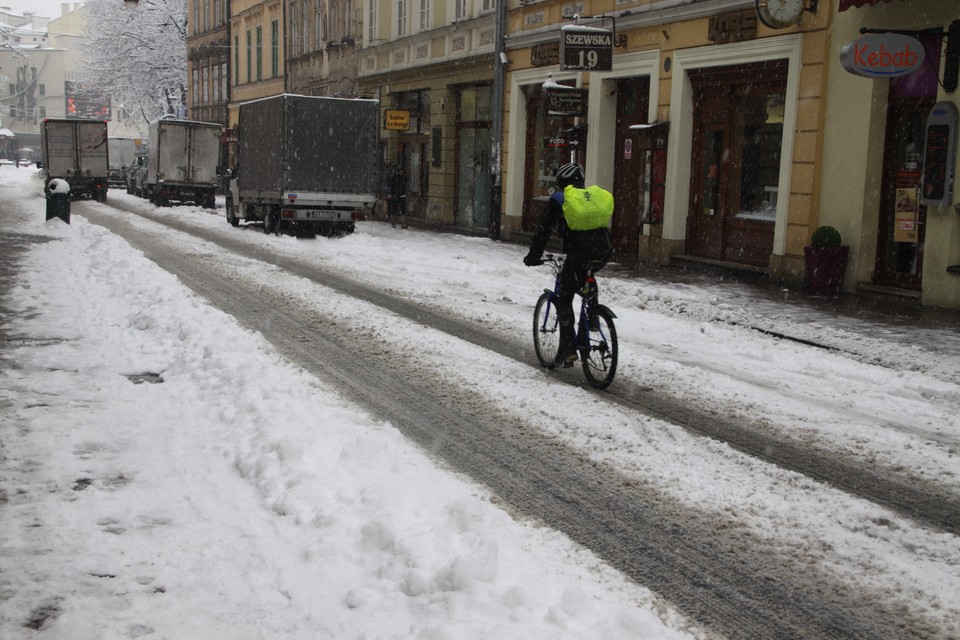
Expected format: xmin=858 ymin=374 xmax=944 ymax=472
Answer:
xmin=226 ymin=199 xmax=239 ymax=227
xmin=263 ymin=209 xmax=277 ymax=235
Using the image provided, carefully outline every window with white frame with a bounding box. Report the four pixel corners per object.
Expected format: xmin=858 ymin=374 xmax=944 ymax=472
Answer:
xmin=454 ymin=0 xmax=466 ymax=21
xmin=420 ymin=0 xmax=430 ymax=31
xmin=367 ymin=0 xmax=377 ymax=42
xmin=397 ymin=0 xmax=407 ymax=37
xmin=481 ymin=0 xmax=494 ymax=12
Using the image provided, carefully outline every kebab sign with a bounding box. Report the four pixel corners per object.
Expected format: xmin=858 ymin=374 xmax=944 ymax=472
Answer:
xmin=840 ymin=33 xmax=926 ymax=79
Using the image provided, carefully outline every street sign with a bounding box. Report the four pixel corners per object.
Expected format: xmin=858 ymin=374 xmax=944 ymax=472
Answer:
xmin=561 ymin=26 xmax=613 ymax=71
xmin=544 ymin=88 xmax=588 ymax=117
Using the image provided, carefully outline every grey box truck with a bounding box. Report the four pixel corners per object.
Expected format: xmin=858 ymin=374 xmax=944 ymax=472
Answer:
xmin=226 ymin=94 xmax=379 ymax=237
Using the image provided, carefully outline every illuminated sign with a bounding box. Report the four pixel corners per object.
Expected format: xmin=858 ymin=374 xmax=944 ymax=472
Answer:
xmin=840 ymin=33 xmax=926 ymax=79
xmin=64 ymin=81 xmax=111 ymax=119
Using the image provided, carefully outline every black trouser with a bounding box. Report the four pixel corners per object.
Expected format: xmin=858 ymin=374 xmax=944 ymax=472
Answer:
xmin=555 ymin=237 xmax=611 ymax=352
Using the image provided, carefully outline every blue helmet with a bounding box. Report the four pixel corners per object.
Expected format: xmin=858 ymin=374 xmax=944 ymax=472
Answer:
xmin=556 ymin=162 xmax=585 ymax=189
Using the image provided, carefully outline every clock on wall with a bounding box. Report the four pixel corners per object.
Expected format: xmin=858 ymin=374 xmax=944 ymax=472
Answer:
xmin=755 ymin=0 xmax=808 ymax=29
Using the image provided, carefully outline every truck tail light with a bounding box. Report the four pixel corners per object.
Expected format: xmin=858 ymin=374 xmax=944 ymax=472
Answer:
xmin=352 ymin=211 xmax=366 ymax=221
xmin=281 ymin=209 xmax=296 ymax=219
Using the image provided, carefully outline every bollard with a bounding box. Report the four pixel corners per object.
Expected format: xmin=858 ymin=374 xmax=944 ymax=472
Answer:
xmin=45 ymin=178 xmax=71 ymax=224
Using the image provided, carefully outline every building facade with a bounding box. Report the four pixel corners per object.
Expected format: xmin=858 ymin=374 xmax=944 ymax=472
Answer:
xmin=821 ymin=0 xmax=959 ymax=309
xmin=356 ymin=0 xmax=498 ymax=232
xmin=285 ymin=0 xmax=362 ymax=98
xmin=186 ymin=0 xmax=230 ymax=128
xmin=499 ymin=0 xmax=959 ymax=310
xmin=1 ymin=5 xmax=146 ymax=160
xmin=228 ymin=0 xmax=286 ymax=123
xmin=211 ymin=0 xmax=960 ymax=309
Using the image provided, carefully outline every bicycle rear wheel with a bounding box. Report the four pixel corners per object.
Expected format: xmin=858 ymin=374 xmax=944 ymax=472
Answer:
xmin=581 ymin=308 xmax=618 ymax=389
xmin=532 ymin=292 xmax=559 ymax=368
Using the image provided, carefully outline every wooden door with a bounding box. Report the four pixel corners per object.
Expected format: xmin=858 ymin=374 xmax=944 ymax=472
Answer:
xmin=687 ymin=90 xmax=730 ymax=260
xmin=874 ymin=97 xmax=932 ymax=289
xmin=611 ymin=77 xmax=650 ymax=257
xmin=687 ymin=61 xmax=786 ymax=267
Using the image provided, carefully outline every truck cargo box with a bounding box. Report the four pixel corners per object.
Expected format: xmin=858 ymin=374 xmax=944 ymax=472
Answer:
xmin=147 ymin=119 xmax=222 ymax=188
xmin=145 ymin=119 xmax=222 ymax=207
xmin=39 ymin=118 xmax=109 ymax=201
xmin=236 ymin=94 xmax=379 ymax=197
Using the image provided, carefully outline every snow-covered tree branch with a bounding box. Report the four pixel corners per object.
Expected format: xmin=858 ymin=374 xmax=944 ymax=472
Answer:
xmin=79 ymin=0 xmax=187 ymax=123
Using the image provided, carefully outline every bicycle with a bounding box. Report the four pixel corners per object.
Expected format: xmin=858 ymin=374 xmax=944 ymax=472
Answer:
xmin=532 ymin=254 xmax=619 ymax=389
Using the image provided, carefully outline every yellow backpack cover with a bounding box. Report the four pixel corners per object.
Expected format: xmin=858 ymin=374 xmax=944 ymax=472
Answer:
xmin=562 ymin=185 xmax=614 ymax=230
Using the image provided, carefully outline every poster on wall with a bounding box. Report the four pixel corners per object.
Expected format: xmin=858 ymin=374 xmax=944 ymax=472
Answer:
xmin=894 ymin=187 xmax=919 ymax=244
xmin=64 ymin=81 xmax=112 ymax=120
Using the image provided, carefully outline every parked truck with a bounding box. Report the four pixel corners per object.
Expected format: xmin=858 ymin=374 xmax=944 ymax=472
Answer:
xmin=107 ymin=137 xmax=138 ymax=188
xmin=38 ymin=118 xmax=109 ymax=201
xmin=226 ymin=94 xmax=379 ymax=237
xmin=145 ymin=118 xmax=222 ymax=208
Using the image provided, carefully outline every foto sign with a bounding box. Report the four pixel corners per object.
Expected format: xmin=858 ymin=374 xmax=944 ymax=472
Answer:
xmin=561 ymin=26 xmax=613 ymax=71
xmin=840 ymin=33 xmax=926 ymax=79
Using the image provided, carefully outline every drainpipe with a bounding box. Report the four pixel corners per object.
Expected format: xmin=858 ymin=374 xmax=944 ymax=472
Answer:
xmin=489 ymin=0 xmax=507 ymax=240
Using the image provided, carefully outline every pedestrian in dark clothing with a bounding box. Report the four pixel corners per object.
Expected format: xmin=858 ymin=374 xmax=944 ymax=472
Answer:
xmin=387 ymin=167 xmax=407 ymax=228
xmin=524 ymin=162 xmax=613 ymax=366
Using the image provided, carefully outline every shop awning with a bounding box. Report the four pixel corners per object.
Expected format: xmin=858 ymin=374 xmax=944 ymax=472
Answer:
xmin=838 ymin=0 xmax=901 ymax=12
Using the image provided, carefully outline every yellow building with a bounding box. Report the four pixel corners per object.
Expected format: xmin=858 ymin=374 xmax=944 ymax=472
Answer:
xmin=500 ymin=0 xmax=959 ymax=308
xmin=822 ymin=1 xmax=959 ymax=308
xmin=228 ymin=0 xmax=286 ymax=127
xmin=502 ymin=0 xmax=825 ymax=278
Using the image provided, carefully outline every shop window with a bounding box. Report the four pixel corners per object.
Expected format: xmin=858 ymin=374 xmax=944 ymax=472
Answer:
xmin=734 ymin=94 xmax=784 ymax=221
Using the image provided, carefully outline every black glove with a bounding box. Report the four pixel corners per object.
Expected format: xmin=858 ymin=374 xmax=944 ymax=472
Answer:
xmin=523 ymin=252 xmax=542 ymax=267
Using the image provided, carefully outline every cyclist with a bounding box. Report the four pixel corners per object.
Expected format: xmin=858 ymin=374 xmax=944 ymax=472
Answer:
xmin=523 ymin=162 xmax=614 ymax=366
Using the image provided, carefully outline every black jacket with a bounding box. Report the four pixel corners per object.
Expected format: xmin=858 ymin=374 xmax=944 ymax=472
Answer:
xmin=529 ymin=191 xmax=611 ymax=258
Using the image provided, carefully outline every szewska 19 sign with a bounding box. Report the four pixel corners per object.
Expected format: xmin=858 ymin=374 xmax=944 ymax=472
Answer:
xmin=561 ymin=26 xmax=613 ymax=71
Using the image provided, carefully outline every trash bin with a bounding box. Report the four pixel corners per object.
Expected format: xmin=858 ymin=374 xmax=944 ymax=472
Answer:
xmin=45 ymin=178 xmax=71 ymax=224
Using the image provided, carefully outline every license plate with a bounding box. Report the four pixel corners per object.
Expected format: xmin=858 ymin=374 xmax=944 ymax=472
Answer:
xmin=303 ymin=210 xmax=339 ymax=220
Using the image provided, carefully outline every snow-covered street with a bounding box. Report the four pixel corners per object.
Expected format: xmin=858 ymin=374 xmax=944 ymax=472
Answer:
xmin=1 ymin=165 xmax=959 ymax=639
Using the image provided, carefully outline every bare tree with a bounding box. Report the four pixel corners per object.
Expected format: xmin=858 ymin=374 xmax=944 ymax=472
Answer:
xmin=79 ymin=0 xmax=187 ymax=123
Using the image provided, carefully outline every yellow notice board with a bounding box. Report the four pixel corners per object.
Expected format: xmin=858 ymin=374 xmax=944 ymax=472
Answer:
xmin=894 ymin=187 xmax=919 ymax=244
xmin=384 ymin=109 xmax=410 ymax=131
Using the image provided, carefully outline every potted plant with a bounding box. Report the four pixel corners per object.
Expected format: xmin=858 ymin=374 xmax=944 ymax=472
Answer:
xmin=804 ymin=225 xmax=849 ymax=296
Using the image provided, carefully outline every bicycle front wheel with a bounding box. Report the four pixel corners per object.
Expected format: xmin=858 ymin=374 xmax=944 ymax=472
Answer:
xmin=532 ymin=292 xmax=559 ymax=368
xmin=581 ymin=308 xmax=618 ymax=389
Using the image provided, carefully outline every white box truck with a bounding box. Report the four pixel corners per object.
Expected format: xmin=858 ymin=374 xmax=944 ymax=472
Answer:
xmin=226 ymin=94 xmax=379 ymax=237
xmin=145 ymin=118 xmax=222 ymax=208
xmin=38 ymin=118 xmax=109 ymax=201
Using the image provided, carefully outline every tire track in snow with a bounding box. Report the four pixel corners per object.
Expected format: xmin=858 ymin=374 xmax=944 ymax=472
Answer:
xmin=71 ymin=206 xmax=953 ymax=639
